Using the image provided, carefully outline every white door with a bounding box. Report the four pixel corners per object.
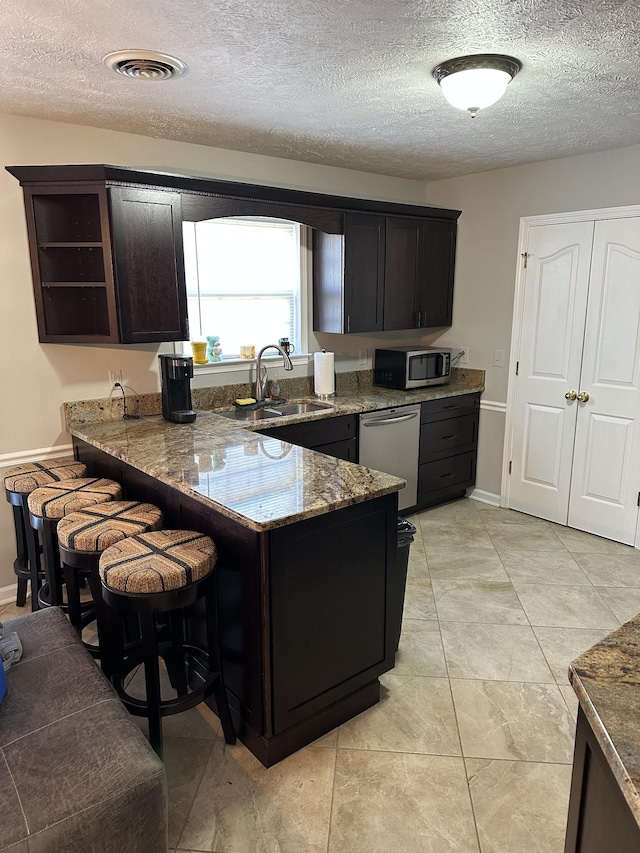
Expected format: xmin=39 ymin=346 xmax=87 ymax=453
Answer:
xmin=568 ymin=218 xmax=640 ymax=544
xmin=509 ymin=221 xmax=594 ymax=523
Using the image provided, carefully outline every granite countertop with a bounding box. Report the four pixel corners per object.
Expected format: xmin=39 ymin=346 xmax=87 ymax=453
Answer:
xmin=69 ymin=368 xmax=485 ymax=533
xmin=570 ymin=617 xmax=640 ymax=826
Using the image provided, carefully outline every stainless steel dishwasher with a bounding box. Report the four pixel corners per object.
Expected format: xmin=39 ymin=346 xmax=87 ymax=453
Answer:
xmin=359 ymin=404 xmax=421 ymax=511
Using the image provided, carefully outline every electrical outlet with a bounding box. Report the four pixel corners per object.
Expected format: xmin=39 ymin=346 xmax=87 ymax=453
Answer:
xmin=358 ymin=348 xmax=369 ymax=366
xmin=458 ymin=347 xmax=469 ymax=365
xmin=109 ymin=369 xmax=123 ymax=386
xmin=493 ymin=349 xmax=505 ymax=368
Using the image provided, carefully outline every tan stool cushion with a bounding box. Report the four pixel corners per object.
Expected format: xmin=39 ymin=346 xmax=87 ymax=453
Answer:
xmin=100 ymin=530 xmax=216 ymax=594
xmin=4 ymin=459 xmax=87 ymax=494
xmin=57 ymin=501 xmax=163 ymax=552
xmin=27 ymin=478 xmax=122 ymax=520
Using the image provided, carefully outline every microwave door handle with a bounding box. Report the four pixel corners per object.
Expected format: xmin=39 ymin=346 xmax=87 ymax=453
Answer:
xmin=362 ymin=412 xmax=419 ymax=427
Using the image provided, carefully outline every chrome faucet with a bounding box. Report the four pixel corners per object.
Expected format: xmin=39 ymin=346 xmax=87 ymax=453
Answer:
xmin=255 ymin=344 xmax=293 ymax=401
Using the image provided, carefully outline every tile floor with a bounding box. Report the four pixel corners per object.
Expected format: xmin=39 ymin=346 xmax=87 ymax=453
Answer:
xmin=3 ymin=497 xmax=640 ymax=852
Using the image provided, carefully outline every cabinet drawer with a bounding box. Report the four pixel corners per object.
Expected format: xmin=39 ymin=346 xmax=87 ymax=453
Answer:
xmin=260 ymin=414 xmax=357 ymax=448
xmin=421 ymin=392 xmax=480 ymax=423
xmin=419 ymin=451 xmax=477 ymax=495
xmin=314 ymin=438 xmax=357 ymax=462
xmin=420 ymin=413 xmax=478 ymax=463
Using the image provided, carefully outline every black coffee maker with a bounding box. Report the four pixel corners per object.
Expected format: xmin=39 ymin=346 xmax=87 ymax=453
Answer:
xmin=158 ymin=354 xmax=197 ymax=423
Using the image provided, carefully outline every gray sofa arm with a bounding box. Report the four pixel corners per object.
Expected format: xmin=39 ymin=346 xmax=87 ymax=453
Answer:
xmin=0 ymin=607 xmax=167 ymax=852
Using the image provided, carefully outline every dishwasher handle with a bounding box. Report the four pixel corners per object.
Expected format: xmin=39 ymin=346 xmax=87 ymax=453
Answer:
xmin=361 ymin=411 xmax=419 ymax=427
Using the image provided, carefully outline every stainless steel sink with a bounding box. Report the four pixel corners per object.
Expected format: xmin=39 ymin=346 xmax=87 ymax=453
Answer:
xmin=263 ymin=402 xmax=331 ymax=416
xmin=218 ymin=401 xmax=331 ymax=421
xmin=218 ymin=408 xmax=281 ymax=421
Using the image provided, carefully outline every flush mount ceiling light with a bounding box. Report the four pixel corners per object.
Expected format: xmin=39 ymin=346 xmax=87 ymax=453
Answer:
xmin=103 ymin=49 xmax=187 ymax=80
xmin=432 ymin=53 xmax=522 ymax=118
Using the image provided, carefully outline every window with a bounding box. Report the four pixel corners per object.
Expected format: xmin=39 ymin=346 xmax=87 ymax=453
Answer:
xmin=182 ymin=217 xmax=304 ymax=360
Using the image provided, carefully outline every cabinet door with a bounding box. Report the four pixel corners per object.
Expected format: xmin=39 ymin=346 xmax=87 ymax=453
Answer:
xmin=343 ymin=213 xmax=385 ymax=333
xmin=383 ymin=217 xmax=421 ymax=331
xmin=314 ymin=438 xmax=357 ymax=462
xmin=313 ymin=213 xmax=383 ymax=334
xmin=568 ymin=217 xmax=640 ymax=544
xmin=109 ymin=187 xmax=188 ymax=343
xmin=418 ymin=220 xmax=457 ymax=327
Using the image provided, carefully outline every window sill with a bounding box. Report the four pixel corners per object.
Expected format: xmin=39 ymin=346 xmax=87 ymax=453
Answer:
xmin=192 ymin=353 xmax=311 ymax=375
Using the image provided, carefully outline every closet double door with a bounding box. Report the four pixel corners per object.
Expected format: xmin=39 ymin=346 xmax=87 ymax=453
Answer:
xmin=509 ymin=215 xmax=640 ymax=545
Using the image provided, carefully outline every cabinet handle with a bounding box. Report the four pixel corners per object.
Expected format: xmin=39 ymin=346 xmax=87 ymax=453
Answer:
xmin=440 ymin=472 xmax=455 ymax=479
xmin=441 ymin=434 xmax=455 ymax=440
xmin=442 ymin=404 xmax=457 ymax=410
xmin=346 ymin=314 xmax=350 ymax=333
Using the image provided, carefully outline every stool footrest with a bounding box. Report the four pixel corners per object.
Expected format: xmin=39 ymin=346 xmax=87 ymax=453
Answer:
xmin=112 ymin=643 xmax=218 ymax=718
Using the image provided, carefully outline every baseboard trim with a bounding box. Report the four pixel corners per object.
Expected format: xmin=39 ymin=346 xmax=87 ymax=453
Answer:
xmin=0 ymin=583 xmax=18 ymax=607
xmin=479 ymin=400 xmax=507 ymax=414
xmin=0 ymin=444 xmax=73 ymax=468
xmin=469 ymin=488 xmax=501 ymax=506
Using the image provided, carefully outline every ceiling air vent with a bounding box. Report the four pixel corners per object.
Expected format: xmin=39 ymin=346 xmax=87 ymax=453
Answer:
xmin=103 ymin=50 xmax=187 ymax=80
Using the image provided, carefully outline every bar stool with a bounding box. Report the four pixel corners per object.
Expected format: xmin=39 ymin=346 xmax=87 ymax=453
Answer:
xmin=99 ymin=529 xmax=236 ymax=758
xmin=27 ymin=477 xmax=122 ymax=610
xmin=3 ymin=459 xmax=87 ymax=610
xmin=57 ymin=500 xmax=163 ymax=674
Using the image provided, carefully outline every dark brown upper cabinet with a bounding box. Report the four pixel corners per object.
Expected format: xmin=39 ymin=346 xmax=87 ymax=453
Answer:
xmin=314 ymin=212 xmax=458 ymax=334
xmin=11 ymin=173 xmax=187 ymax=344
xmin=8 ymin=164 xmax=459 ymax=344
xmin=109 ymin=187 xmax=187 ymax=344
xmin=313 ymin=213 xmax=385 ymax=334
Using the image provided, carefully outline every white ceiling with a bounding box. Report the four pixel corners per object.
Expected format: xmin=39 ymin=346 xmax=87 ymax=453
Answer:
xmin=3 ymin=0 xmax=640 ymax=181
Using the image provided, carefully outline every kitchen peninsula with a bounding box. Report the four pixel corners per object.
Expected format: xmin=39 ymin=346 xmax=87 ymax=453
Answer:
xmin=69 ymin=370 xmax=483 ymax=766
xmin=72 ymin=410 xmax=403 ymax=767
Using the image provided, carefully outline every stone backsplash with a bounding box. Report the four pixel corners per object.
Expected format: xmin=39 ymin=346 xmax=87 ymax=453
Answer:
xmin=63 ymin=367 xmax=485 ymax=431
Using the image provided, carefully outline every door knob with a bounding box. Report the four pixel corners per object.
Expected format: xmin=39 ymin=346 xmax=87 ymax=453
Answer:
xmin=577 ymin=391 xmax=590 ymax=403
xmin=565 ymin=390 xmax=578 ymax=401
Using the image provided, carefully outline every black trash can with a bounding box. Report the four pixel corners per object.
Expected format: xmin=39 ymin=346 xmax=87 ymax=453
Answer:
xmin=395 ymin=516 xmax=416 ymax=651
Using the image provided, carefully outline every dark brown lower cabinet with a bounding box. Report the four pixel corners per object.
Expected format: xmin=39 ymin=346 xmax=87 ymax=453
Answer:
xmin=565 ymin=708 xmax=640 ymax=852
xmin=73 ymin=438 xmax=396 ymax=768
xmin=259 ymin=414 xmax=358 ymax=462
xmin=269 ymin=502 xmax=394 ymax=734
xmin=417 ymin=392 xmax=480 ymax=509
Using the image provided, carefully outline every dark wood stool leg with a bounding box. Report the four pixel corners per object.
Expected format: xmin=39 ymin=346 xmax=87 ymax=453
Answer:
xmin=34 ymin=516 xmax=63 ymax=608
xmin=205 ymin=585 xmax=236 ymax=745
xmin=62 ymin=562 xmax=83 ymax=635
xmin=11 ymin=504 xmax=28 ymax=607
xmin=23 ymin=507 xmax=42 ymax=612
xmin=140 ymin=605 xmax=163 ymax=759
xmin=165 ymin=610 xmax=188 ymax=696
xmin=87 ymin=569 xmax=119 ymax=680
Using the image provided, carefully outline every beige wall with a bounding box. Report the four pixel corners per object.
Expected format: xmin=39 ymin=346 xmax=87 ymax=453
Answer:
xmin=0 ymin=112 xmax=430 ymax=592
xmin=426 ymin=143 xmax=640 ymax=496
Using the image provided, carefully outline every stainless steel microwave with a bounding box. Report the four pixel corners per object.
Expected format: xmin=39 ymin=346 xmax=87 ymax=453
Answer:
xmin=374 ymin=346 xmax=452 ymax=390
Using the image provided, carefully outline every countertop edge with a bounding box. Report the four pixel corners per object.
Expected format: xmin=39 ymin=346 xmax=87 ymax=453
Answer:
xmin=569 ymin=617 xmax=640 ymax=827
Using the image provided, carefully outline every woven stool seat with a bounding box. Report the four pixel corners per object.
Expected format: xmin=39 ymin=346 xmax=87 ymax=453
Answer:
xmin=100 ymin=530 xmax=216 ymax=595
xmin=4 ymin=458 xmax=87 ymax=494
xmin=27 ymin=478 xmax=122 ymax=520
xmin=4 ymin=459 xmax=88 ymax=611
xmin=58 ymin=501 xmax=163 ymax=553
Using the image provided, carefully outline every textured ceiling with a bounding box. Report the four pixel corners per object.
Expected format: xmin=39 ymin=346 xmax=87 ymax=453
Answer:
xmin=2 ymin=0 xmax=640 ymax=181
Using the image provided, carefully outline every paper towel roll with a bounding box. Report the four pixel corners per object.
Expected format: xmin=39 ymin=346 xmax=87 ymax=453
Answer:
xmin=314 ymin=350 xmax=335 ymax=397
